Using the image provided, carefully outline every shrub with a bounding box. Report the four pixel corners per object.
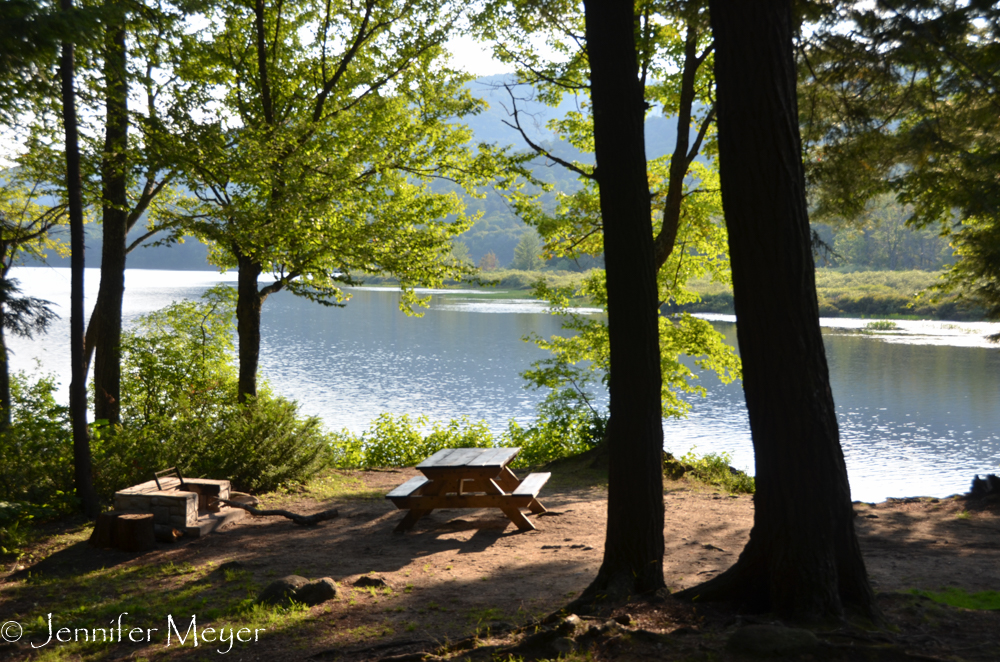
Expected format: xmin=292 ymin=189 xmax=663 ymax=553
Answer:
xmin=94 ymin=287 xmax=333 ymax=498
xmin=664 ymin=447 xmax=755 ymax=494
xmin=0 ymin=371 xmax=75 ymax=516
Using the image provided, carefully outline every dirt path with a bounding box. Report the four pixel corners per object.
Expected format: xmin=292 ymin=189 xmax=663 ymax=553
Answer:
xmin=1 ymin=469 xmax=998 ymax=661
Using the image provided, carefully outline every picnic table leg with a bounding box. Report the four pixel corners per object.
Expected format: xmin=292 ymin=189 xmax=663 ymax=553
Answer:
xmin=484 ymin=478 xmax=536 ymax=531
xmin=393 ymin=478 xmax=448 ymax=533
xmin=527 ymin=499 xmax=547 ymax=515
xmin=494 ymin=467 xmax=520 ymax=492
xmin=394 ymin=508 xmax=431 ymax=532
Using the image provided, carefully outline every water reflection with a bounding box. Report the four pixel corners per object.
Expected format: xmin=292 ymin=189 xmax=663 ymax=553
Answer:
xmin=667 ymin=320 xmax=1000 ymax=502
xmin=14 ymin=267 xmax=1000 ymax=502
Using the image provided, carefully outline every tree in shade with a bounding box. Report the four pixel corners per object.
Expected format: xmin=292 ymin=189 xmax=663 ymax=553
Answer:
xmin=568 ymin=0 xmax=665 ymax=606
xmin=59 ymin=0 xmax=99 ymax=518
xmin=674 ymin=0 xmax=879 ymax=622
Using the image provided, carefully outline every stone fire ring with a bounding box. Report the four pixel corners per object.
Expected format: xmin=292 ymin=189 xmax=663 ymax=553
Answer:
xmin=114 ymin=476 xmax=245 ymax=538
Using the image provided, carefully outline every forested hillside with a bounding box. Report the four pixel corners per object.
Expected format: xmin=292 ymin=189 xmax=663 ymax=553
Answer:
xmin=22 ymin=76 xmax=950 ymax=274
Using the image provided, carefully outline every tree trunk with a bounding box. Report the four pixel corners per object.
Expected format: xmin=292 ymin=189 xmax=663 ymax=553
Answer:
xmin=236 ymin=250 xmax=263 ymax=402
xmin=93 ymin=6 xmax=128 ymax=425
xmin=61 ymin=0 xmax=99 ymax=519
xmin=570 ymin=0 xmax=665 ymax=609
xmin=675 ymin=0 xmax=879 ymax=623
xmin=0 ymin=318 xmax=9 ymax=433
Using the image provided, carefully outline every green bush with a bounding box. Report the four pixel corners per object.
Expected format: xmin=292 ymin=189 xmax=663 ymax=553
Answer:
xmin=663 ymin=447 xmax=755 ymax=494
xmin=94 ymin=287 xmax=333 ymax=498
xmin=0 ymin=371 xmax=75 ymax=516
xmin=329 ymin=407 xmax=603 ymax=471
xmin=331 ymin=414 xmax=494 ymax=469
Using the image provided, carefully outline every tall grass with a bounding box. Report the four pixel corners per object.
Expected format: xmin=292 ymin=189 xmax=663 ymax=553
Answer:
xmin=683 ymin=269 xmax=986 ymax=320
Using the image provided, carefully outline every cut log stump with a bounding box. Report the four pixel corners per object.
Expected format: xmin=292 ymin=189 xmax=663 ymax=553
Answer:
xmin=90 ymin=511 xmax=156 ymax=552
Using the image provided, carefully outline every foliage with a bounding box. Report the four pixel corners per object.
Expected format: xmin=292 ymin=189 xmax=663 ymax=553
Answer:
xmin=828 ymin=196 xmax=953 ymax=272
xmin=510 ymin=230 xmax=545 ymax=271
xmin=0 ymin=370 xmax=75 ymax=516
xmin=799 ymin=1 xmax=1000 ymax=329
xmin=523 ymin=274 xmax=739 ymax=424
xmin=93 ymin=287 xmax=332 ymax=497
xmin=674 ymin=448 xmax=755 ymax=495
xmin=478 ymin=250 xmax=500 ymax=271
xmin=864 ymin=320 xmax=899 ymax=331
xmin=328 ymin=409 xmax=601 ymax=471
xmin=179 ymin=0 xmax=529 ymax=314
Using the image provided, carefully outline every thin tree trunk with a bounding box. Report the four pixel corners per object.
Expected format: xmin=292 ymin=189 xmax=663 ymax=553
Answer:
xmin=93 ymin=5 xmax=128 ymax=425
xmin=675 ymin=0 xmax=879 ymax=623
xmin=570 ymin=0 xmax=665 ymax=609
xmin=61 ymin=0 xmax=99 ymax=519
xmin=236 ymin=250 xmax=263 ymax=402
xmin=0 ymin=319 xmax=9 ymax=433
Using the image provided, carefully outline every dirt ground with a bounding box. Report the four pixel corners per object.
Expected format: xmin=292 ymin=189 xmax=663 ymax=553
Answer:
xmin=2 ymin=467 xmax=999 ymax=661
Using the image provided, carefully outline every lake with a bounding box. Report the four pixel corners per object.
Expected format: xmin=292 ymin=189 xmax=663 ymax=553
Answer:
xmin=12 ymin=267 xmax=1000 ymax=503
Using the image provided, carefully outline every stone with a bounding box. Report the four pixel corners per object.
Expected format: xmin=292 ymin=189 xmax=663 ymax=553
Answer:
xmin=257 ymin=575 xmax=310 ymax=606
xmin=354 ymin=575 xmax=390 ymax=589
xmin=726 ymin=624 xmax=822 ymax=658
xmin=294 ymin=578 xmax=338 ymax=606
xmin=556 ymin=614 xmax=582 ymax=636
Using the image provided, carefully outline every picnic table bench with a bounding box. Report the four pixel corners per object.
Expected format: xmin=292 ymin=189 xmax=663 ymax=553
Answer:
xmin=386 ymin=447 xmax=550 ymax=532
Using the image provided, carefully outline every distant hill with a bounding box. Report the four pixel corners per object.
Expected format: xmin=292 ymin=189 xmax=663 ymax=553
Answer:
xmin=23 ymin=76 xmax=685 ymax=272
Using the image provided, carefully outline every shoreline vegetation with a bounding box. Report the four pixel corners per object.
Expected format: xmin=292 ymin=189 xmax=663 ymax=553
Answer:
xmin=356 ymin=267 xmax=988 ymax=321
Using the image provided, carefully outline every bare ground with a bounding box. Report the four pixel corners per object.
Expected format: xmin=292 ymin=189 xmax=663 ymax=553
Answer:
xmin=1 ymin=466 xmax=998 ymax=661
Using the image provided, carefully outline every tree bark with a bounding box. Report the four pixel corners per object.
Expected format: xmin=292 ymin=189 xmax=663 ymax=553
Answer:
xmin=93 ymin=5 xmax=128 ymax=425
xmin=570 ymin=0 xmax=665 ymax=609
xmin=0 ymin=320 xmax=9 ymax=433
xmin=60 ymin=0 xmax=99 ymax=519
xmin=236 ymin=250 xmax=264 ymax=402
xmin=675 ymin=0 xmax=879 ymax=623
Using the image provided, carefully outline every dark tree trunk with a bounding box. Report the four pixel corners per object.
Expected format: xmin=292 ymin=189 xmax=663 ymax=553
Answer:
xmin=675 ymin=0 xmax=879 ymax=623
xmin=236 ymin=250 xmax=263 ymax=402
xmin=60 ymin=0 xmax=99 ymax=519
xmin=570 ymin=0 xmax=665 ymax=608
xmin=0 ymin=319 xmax=9 ymax=433
xmin=93 ymin=7 xmax=128 ymax=425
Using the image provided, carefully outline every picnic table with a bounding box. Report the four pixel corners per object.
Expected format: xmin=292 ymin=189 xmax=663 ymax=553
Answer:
xmin=386 ymin=447 xmax=550 ymax=532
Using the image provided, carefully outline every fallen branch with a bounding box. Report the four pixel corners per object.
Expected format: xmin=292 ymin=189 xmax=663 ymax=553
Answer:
xmin=213 ymin=498 xmax=339 ymax=527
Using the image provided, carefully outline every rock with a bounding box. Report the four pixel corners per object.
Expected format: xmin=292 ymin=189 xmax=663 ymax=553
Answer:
xmin=218 ymin=560 xmax=246 ymax=573
xmin=257 ymin=575 xmax=310 ymax=605
xmin=258 ymin=575 xmax=339 ymax=606
xmin=294 ymin=577 xmax=338 ymax=606
xmin=726 ymin=624 xmax=821 ymax=658
xmin=556 ymin=614 xmax=582 ymax=635
xmin=354 ymin=575 xmax=390 ymax=589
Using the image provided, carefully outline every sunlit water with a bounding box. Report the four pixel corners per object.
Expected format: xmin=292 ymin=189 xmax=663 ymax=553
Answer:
xmin=12 ymin=267 xmax=1000 ymax=503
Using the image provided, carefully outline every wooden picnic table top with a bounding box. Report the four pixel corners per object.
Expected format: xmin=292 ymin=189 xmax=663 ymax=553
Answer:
xmin=416 ymin=447 xmax=520 ymax=471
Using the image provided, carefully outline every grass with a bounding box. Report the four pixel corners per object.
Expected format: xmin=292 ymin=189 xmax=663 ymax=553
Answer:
xmin=684 ymin=269 xmax=987 ymax=320
xmin=910 ymin=587 xmax=1000 ymax=611
xmin=2 ymin=557 xmax=315 ymax=660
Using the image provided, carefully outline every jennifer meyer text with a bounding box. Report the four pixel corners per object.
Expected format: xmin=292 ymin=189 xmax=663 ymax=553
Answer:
xmin=8 ymin=613 xmax=265 ymax=654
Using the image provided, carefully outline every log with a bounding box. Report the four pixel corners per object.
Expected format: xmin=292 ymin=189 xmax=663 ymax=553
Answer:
xmin=213 ymin=498 xmax=338 ymax=527
xmin=90 ymin=511 xmax=122 ymax=548
xmin=111 ymin=513 xmax=155 ymax=552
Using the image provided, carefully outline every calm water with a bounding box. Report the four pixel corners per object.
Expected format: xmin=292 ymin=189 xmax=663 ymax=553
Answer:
xmin=12 ymin=267 xmax=1000 ymax=502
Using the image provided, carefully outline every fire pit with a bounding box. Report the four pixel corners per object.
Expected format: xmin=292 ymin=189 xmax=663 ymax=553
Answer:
xmin=113 ymin=474 xmax=244 ymax=538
